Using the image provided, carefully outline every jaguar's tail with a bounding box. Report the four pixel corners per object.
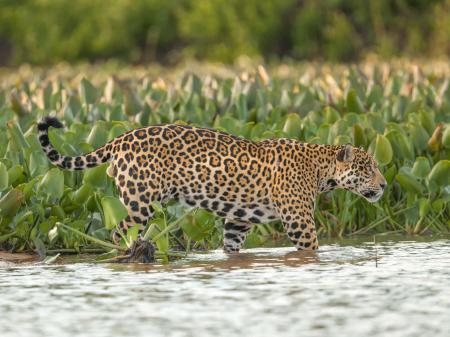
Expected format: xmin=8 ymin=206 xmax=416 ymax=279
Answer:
xmin=37 ymin=117 xmax=113 ymax=170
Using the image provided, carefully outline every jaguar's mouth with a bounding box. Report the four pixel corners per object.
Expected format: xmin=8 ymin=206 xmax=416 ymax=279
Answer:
xmin=362 ymin=190 xmax=383 ymax=203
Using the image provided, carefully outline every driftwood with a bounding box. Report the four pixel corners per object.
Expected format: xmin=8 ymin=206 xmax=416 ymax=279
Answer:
xmin=113 ymin=237 xmax=156 ymax=263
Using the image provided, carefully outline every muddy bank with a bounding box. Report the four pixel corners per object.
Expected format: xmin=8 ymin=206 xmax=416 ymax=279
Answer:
xmin=0 ymin=251 xmax=38 ymax=264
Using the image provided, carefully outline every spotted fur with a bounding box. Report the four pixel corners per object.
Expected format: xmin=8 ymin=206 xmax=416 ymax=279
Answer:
xmin=38 ymin=117 xmax=387 ymax=252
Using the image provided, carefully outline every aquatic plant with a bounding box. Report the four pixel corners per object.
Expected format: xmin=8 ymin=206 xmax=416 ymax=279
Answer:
xmin=0 ymin=62 xmax=448 ymax=259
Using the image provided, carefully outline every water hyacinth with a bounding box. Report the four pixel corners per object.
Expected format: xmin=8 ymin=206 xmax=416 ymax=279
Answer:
xmin=0 ymin=61 xmax=449 ymax=259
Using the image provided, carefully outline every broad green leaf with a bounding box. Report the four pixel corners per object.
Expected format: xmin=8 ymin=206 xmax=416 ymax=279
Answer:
xmin=409 ymin=122 xmax=429 ymax=152
xmin=181 ymin=209 xmax=215 ymax=241
xmin=109 ymin=123 xmax=129 ymax=140
xmin=346 ymin=89 xmax=365 ymax=113
xmin=7 ymin=120 xmax=30 ymax=151
xmin=101 ymin=196 xmax=128 ymax=230
xmin=39 ymin=168 xmax=64 ymax=199
xmin=0 ymin=188 xmax=23 ymax=219
xmin=352 ymin=123 xmax=366 ymax=148
xmin=385 ymin=130 xmax=414 ymax=161
xmin=374 ymin=134 xmax=393 ymax=166
xmin=419 ymin=110 xmax=435 ymax=135
xmin=431 ymin=199 xmax=446 ymax=213
xmin=283 ymin=113 xmax=302 ymax=139
xmin=8 ymin=165 xmax=25 ymax=186
xmin=384 ymin=165 xmax=397 ymax=184
xmin=427 ymin=160 xmax=450 ymax=186
xmin=79 ymin=78 xmax=98 ymax=105
xmin=73 ymin=184 xmax=93 ymax=205
xmin=83 ymin=164 xmax=108 ymax=189
xmin=411 ymin=157 xmax=431 ymax=178
xmin=395 ymin=167 xmax=424 ymax=194
xmin=87 ymin=121 xmax=108 ymax=148
xmin=28 ymin=151 xmax=48 ymax=177
xmin=324 ymin=106 xmax=340 ymax=124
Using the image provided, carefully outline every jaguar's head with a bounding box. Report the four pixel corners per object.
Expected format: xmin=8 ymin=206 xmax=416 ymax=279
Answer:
xmin=332 ymin=144 xmax=387 ymax=203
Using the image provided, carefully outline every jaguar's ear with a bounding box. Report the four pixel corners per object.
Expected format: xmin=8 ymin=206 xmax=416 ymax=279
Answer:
xmin=337 ymin=144 xmax=354 ymax=162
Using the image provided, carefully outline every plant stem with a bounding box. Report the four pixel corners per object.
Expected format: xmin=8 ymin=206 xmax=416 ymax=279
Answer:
xmin=352 ymin=206 xmax=413 ymax=235
xmin=46 ymin=248 xmax=107 ymax=254
xmin=146 ymin=208 xmax=195 ymax=243
xmin=59 ymin=222 xmax=124 ymax=251
xmin=0 ymin=231 xmax=17 ymax=243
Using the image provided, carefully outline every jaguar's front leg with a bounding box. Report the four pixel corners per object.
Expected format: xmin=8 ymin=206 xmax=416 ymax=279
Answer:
xmin=223 ymin=219 xmax=252 ymax=253
xmin=275 ymin=200 xmax=319 ymax=251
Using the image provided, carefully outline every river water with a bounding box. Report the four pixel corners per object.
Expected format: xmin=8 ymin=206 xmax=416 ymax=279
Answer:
xmin=1 ymin=236 xmax=449 ymax=337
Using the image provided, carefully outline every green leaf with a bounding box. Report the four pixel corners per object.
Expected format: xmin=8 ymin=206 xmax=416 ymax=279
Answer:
xmin=124 ymin=87 xmax=142 ymax=116
xmin=395 ymin=167 xmax=424 ymax=194
xmin=28 ymin=151 xmax=48 ymax=177
xmin=431 ymin=199 xmax=446 ymax=213
xmin=181 ymin=209 xmax=215 ymax=241
xmin=79 ymin=78 xmax=98 ymax=105
xmin=109 ymin=123 xmax=129 ymax=140
xmin=8 ymin=165 xmax=25 ymax=186
xmin=7 ymin=120 xmax=30 ymax=151
xmin=427 ymin=160 xmax=450 ymax=186
xmin=125 ymin=224 xmax=141 ymax=243
xmin=411 ymin=157 xmax=431 ymax=179
xmin=151 ymin=201 xmax=164 ymax=214
xmin=87 ymin=121 xmax=108 ymax=148
xmin=0 ymin=162 xmax=8 ymax=191
xmin=83 ymin=164 xmax=108 ymax=189
xmin=282 ymin=113 xmax=302 ymax=139
xmin=346 ymin=89 xmax=365 ymax=113
xmin=419 ymin=110 xmax=435 ymax=135
xmin=147 ymin=218 xmax=169 ymax=254
xmin=101 ymin=196 xmax=128 ymax=230
xmin=0 ymin=188 xmax=23 ymax=219
xmin=352 ymin=123 xmax=366 ymax=148
xmin=33 ymin=237 xmax=47 ymax=258
xmin=374 ymin=134 xmax=393 ymax=166
xmin=385 ymin=130 xmax=414 ymax=161
xmin=418 ymin=198 xmax=430 ymax=218
xmin=384 ymin=165 xmax=397 ymax=184
xmin=73 ymin=184 xmax=93 ymax=205
xmin=442 ymin=125 xmax=450 ymax=149
xmin=39 ymin=168 xmax=64 ymax=199
xmin=9 ymin=90 xmax=27 ymax=116
xmin=409 ymin=122 xmax=429 ymax=152
xmin=324 ymin=106 xmax=340 ymax=124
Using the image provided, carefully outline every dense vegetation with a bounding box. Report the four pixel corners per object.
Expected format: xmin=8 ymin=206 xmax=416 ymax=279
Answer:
xmin=0 ymin=61 xmax=449 ymax=261
xmin=1 ymin=0 xmax=450 ymax=65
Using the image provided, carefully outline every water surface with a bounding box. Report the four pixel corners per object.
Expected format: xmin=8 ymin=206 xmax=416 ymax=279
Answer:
xmin=1 ymin=236 xmax=449 ymax=337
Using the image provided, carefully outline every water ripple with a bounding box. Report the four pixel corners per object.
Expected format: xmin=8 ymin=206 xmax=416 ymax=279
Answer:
xmin=1 ymin=237 xmax=449 ymax=337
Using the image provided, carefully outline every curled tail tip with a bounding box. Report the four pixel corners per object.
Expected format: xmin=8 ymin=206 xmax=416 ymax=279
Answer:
xmin=37 ymin=116 xmax=64 ymax=132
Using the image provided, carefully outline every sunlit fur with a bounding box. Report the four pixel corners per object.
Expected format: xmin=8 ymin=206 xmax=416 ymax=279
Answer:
xmin=325 ymin=145 xmax=387 ymax=203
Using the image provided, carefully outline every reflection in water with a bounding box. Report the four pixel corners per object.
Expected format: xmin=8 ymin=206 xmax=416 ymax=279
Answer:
xmin=1 ymin=237 xmax=449 ymax=337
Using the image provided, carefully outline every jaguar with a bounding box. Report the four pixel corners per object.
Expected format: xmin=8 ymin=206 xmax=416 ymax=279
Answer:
xmin=37 ymin=117 xmax=386 ymax=252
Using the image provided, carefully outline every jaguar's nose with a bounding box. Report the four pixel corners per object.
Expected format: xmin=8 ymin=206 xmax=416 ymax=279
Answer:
xmin=380 ymin=183 xmax=386 ymax=190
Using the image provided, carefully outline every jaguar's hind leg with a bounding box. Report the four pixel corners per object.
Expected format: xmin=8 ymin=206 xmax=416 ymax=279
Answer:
xmin=112 ymin=186 xmax=157 ymax=244
xmin=223 ymin=219 xmax=252 ymax=253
